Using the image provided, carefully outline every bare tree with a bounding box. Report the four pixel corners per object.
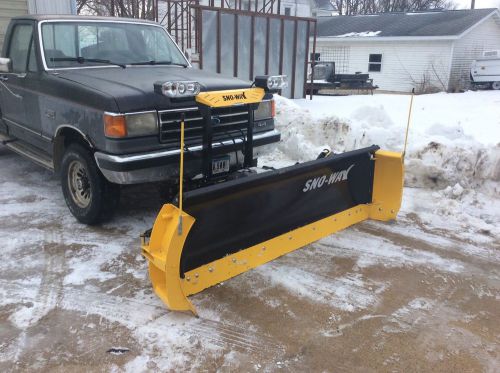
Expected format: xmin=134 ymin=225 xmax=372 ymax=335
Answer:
xmin=77 ymin=0 xmax=156 ymax=19
xmin=334 ymin=0 xmax=456 ymax=15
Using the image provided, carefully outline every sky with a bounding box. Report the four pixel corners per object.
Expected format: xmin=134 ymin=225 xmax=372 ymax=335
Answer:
xmin=454 ymin=0 xmax=500 ymax=8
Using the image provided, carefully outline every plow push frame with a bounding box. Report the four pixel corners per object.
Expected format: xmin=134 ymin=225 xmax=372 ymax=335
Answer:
xmin=142 ymin=85 xmax=404 ymax=315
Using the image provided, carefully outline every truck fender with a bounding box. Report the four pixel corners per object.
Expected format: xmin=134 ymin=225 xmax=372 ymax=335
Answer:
xmin=53 ymin=125 xmax=94 ymax=172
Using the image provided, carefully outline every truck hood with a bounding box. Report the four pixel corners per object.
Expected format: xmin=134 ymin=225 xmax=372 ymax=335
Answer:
xmin=56 ymin=66 xmax=252 ymax=112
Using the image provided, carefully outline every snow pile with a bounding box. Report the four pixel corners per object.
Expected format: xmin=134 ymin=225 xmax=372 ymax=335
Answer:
xmin=264 ymin=92 xmax=500 ymax=194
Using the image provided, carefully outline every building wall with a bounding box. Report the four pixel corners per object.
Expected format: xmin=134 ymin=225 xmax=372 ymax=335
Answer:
xmin=1 ymin=0 xmax=75 ymax=54
xmin=449 ymin=14 xmax=500 ymax=90
xmin=27 ymin=0 xmax=75 ymax=14
xmin=0 ymin=0 xmax=28 ymax=53
xmin=313 ymin=39 xmax=453 ymax=92
xmin=280 ymin=0 xmax=312 ymax=17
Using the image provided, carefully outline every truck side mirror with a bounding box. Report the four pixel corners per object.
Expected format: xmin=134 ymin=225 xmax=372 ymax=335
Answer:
xmin=0 ymin=58 xmax=12 ymax=73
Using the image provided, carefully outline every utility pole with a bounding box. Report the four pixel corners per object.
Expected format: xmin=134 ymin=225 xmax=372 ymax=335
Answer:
xmin=471 ymin=0 xmax=475 ymax=9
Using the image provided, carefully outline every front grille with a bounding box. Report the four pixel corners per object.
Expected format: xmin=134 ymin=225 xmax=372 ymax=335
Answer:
xmin=159 ymin=106 xmax=250 ymax=147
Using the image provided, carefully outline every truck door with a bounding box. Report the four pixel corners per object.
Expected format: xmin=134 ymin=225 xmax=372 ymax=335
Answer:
xmin=0 ymin=21 xmax=41 ymax=138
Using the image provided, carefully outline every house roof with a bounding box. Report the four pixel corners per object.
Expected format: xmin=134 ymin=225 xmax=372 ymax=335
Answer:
xmin=316 ymin=8 xmax=500 ymax=38
xmin=314 ymin=0 xmax=335 ymax=11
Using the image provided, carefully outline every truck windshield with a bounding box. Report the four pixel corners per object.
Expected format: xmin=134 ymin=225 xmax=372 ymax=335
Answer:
xmin=41 ymin=21 xmax=188 ymax=69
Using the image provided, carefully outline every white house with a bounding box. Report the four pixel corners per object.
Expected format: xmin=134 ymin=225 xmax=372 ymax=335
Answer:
xmin=280 ymin=0 xmax=336 ymax=17
xmin=0 ymin=0 xmax=76 ymax=52
xmin=312 ymin=9 xmax=500 ymax=92
xmin=158 ymin=0 xmax=335 ymax=20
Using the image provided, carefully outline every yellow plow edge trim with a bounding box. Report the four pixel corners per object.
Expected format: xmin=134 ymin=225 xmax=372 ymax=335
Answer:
xmin=195 ymin=87 xmax=266 ymax=107
xmin=142 ymin=150 xmax=404 ymax=314
xmin=182 ymin=204 xmax=369 ymax=296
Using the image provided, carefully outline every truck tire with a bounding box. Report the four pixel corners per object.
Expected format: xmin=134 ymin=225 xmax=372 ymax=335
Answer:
xmin=491 ymin=82 xmax=500 ymax=90
xmin=61 ymin=143 xmax=120 ymax=224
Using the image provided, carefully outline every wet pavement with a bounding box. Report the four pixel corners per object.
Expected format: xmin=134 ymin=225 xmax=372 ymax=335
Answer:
xmin=0 ymin=147 xmax=499 ymax=372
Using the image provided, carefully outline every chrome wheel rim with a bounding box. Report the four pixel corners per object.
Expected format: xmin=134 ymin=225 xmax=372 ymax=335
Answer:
xmin=492 ymin=82 xmax=500 ymax=90
xmin=68 ymin=160 xmax=91 ymax=208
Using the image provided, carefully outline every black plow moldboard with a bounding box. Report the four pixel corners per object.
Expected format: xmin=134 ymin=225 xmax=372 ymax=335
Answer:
xmin=180 ymin=145 xmax=379 ymax=275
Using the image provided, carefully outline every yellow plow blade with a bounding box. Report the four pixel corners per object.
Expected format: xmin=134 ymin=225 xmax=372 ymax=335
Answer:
xmin=142 ymin=148 xmax=404 ymax=314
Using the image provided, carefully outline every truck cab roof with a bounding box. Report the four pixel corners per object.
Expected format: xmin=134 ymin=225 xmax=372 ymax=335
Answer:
xmin=11 ymin=14 xmax=158 ymax=25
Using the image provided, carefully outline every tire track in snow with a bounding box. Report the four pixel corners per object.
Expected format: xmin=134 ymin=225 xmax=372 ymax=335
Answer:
xmin=361 ymin=220 xmax=500 ymax=265
xmin=189 ymin=319 xmax=283 ymax=355
xmin=0 ymin=280 xmax=283 ymax=358
xmin=253 ymin=262 xmax=385 ymax=312
xmin=7 ymin=251 xmax=66 ymax=329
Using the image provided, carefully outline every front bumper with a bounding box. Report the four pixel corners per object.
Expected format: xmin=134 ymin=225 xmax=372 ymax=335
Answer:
xmin=94 ymin=129 xmax=280 ymax=184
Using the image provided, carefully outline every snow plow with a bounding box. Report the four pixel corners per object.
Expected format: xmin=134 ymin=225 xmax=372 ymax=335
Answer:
xmin=141 ymin=79 xmax=404 ymax=315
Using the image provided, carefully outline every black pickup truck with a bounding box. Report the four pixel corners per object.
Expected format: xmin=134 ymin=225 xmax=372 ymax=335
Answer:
xmin=0 ymin=15 xmax=281 ymax=224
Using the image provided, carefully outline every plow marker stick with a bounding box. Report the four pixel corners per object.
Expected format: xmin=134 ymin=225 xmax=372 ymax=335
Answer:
xmin=178 ymin=113 xmax=185 ymax=235
xmin=142 ymin=146 xmax=404 ymax=314
xmin=403 ymin=88 xmax=415 ymax=159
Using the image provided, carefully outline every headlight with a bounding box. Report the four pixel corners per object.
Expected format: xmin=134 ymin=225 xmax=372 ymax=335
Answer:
xmin=254 ymin=75 xmax=288 ymax=91
xmin=125 ymin=112 xmax=158 ymax=137
xmin=154 ymin=80 xmax=201 ymax=98
xmin=104 ymin=112 xmax=158 ymax=138
xmin=254 ymin=100 xmax=275 ymax=121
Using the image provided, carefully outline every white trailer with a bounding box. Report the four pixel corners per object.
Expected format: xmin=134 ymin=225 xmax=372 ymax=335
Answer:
xmin=471 ymin=51 xmax=500 ymax=90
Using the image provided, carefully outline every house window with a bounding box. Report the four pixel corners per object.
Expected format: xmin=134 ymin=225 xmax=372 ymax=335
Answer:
xmin=368 ymin=54 xmax=382 ymax=72
xmin=285 ymin=7 xmax=291 ymax=16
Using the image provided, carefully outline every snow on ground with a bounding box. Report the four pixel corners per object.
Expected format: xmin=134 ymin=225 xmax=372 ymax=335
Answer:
xmin=0 ymin=160 xmax=230 ymax=370
xmin=0 ymin=91 xmax=499 ymax=371
xmin=260 ymin=90 xmax=500 ymax=243
xmin=266 ymin=91 xmax=499 ymax=191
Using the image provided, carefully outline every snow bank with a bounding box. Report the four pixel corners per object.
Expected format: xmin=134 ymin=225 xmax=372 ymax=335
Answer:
xmin=263 ymin=92 xmax=500 ymax=194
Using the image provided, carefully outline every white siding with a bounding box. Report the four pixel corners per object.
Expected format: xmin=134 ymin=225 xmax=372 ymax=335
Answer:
xmin=449 ymin=14 xmax=500 ymax=90
xmin=27 ymin=0 xmax=76 ymax=15
xmin=0 ymin=0 xmax=28 ymax=54
xmin=314 ymin=39 xmax=453 ymax=92
xmin=281 ymin=0 xmax=312 ymax=17
xmin=1 ymin=0 xmax=75 ymax=54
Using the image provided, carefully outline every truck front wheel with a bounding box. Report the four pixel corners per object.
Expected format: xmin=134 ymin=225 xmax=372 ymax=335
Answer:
xmin=61 ymin=143 xmax=120 ymax=224
xmin=491 ymin=82 xmax=500 ymax=90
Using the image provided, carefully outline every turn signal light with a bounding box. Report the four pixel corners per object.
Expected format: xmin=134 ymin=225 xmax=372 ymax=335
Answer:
xmin=104 ymin=114 xmax=127 ymax=138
